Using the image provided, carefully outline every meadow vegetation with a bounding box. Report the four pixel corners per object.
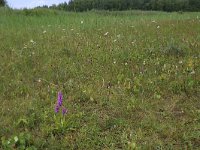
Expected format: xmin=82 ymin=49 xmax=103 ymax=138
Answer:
xmin=0 ymin=8 xmax=200 ymax=149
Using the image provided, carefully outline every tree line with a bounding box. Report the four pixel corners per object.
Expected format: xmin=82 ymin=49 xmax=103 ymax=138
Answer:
xmin=1 ymin=0 xmax=200 ymax=12
xmin=0 ymin=0 xmax=7 ymax=7
xmin=53 ymin=0 xmax=200 ymax=12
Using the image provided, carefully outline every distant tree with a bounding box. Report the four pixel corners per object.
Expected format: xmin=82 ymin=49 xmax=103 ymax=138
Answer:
xmin=57 ymin=2 xmax=68 ymax=10
xmin=49 ymin=4 xmax=57 ymax=9
xmin=0 ymin=0 xmax=7 ymax=7
xmin=49 ymin=0 xmax=200 ymax=12
xmin=188 ymin=0 xmax=200 ymax=11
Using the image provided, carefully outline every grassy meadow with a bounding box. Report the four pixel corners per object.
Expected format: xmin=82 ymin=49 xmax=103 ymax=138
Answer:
xmin=0 ymin=8 xmax=200 ymax=149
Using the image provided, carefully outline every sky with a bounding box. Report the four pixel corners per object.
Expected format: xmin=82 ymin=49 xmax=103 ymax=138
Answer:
xmin=7 ymin=0 xmax=69 ymax=9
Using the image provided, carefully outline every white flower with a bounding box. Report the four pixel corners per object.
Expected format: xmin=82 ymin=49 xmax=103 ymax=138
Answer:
xmin=71 ymin=28 xmax=74 ymax=31
xmin=38 ymin=79 xmax=41 ymax=83
xmin=152 ymin=20 xmax=157 ymax=23
xmin=190 ymin=70 xmax=195 ymax=74
xmin=62 ymin=29 xmax=66 ymax=31
xmin=163 ymin=64 xmax=166 ymax=68
xmin=113 ymin=39 xmax=117 ymax=42
xmin=157 ymin=26 xmax=160 ymax=29
xmin=131 ymin=40 xmax=136 ymax=44
xmin=43 ymin=30 xmax=47 ymax=34
xmin=30 ymin=39 xmax=36 ymax=44
xmin=14 ymin=136 xmax=19 ymax=142
xmin=104 ymin=32 xmax=109 ymax=36
xmin=117 ymin=34 xmax=121 ymax=38
xmin=179 ymin=60 xmax=183 ymax=64
xmin=24 ymin=44 xmax=27 ymax=49
xmin=81 ymin=20 xmax=84 ymax=24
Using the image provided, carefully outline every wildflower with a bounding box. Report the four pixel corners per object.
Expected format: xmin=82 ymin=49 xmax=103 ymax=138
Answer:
xmin=30 ymin=39 xmax=34 ymax=43
xmin=55 ymin=104 xmax=60 ymax=113
xmin=163 ymin=64 xmax=166 ymax=68
xmin=14 ymin=136 xmax=18 ymax=142
xmin=30 ymin=39 xmax=36 ymax=44
xmin=104 ymin=32 xmax=109 ymax=36
xmin=57 ymin=91 xmax=63 ymax=107
xmin=55 ymin=91 xmax=68 ymax=115
xmin=157 ymin=26 xmax=160 ymax=29
xmin=113 ymin=39 xmax=117 ymax=42
xmin=190 ymin=70 xmax=195 ymax=74
xmin=131 ymin=40 xmax=136 ymax=44
xmin=24 ymin=44 xmax=27 ymax=49
xmin=62 ymin=107 xmax=68 ymax=115
xmin=81 ymin=20 xmax=84 ymax=24
xmin=179 ymin=60 xmax=183 ymax=64
xmin=38 ymin=78 xmax=41 ymax=83
xmin=43 ymin=30 xmax=47 ymax=34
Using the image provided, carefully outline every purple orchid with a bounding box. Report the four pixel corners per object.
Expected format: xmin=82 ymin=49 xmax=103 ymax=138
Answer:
xmin=55 ymin=104 xmax=60 ymax=113
xmin=57 ymin=91 xmax=63 ymax=106
xmin=54 ymin=91 xmax=68 ymax=115
xmin=62 ymin=107 xmax=68 ymax=115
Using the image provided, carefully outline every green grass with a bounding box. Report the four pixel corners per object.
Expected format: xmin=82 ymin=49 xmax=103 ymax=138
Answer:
xmin=0 ymin=8 xmax=200 ymax=149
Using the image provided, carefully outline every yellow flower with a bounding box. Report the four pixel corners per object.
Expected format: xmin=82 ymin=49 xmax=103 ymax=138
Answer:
xmin=187 ymin=58 xmax=193 ymax=68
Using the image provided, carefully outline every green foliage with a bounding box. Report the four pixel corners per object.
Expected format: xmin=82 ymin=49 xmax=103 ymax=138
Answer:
xmin=163 ymin=40 xmax=187 ymax=57
xmin=22 ymin=8 xmax=59 ymax=16
xmin=0 ymin=0 xmax=6 ymax=7
xmin=52 ymin=0 xmax=200 ymax=12
xmin=1 ymin=133 xmax=36 ymax=150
